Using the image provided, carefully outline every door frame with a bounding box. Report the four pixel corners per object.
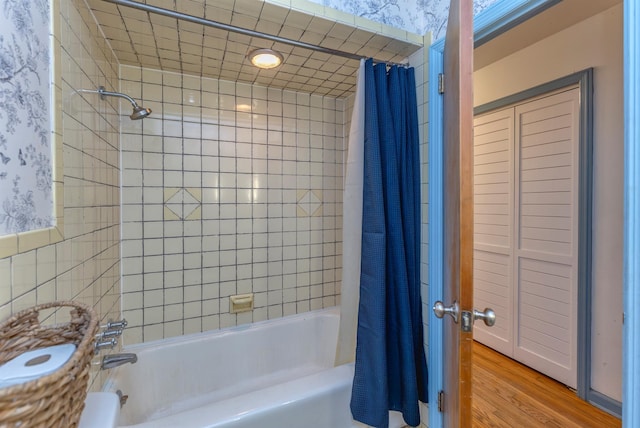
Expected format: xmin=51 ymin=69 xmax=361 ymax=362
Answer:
xmin=624 ymin=1 xmax=640 ymax=427
xmin=428 ymin=1 xmax=634 ymax=426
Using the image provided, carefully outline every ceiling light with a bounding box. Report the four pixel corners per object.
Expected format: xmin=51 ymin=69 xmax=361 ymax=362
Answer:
xmin=248 ymin=49 xmax=283 ymax=69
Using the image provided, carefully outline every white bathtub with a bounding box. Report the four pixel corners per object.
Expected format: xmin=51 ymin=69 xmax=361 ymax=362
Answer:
xmin=103 ymin=307 xmax=406 ymax=428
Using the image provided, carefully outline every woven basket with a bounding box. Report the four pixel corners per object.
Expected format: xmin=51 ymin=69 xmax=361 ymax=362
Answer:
xmin=0 ymin=301 xmax=98 ymax=428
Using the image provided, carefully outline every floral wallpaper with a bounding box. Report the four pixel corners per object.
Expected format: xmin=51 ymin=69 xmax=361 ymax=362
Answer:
xmin=316 ymin=0 xmax=500 ymax=37
xmin=0 ymin=0 xmax=53 ymax=235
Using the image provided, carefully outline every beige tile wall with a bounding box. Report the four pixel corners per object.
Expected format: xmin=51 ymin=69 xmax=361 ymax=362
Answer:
xmin=119 ymin=66 xmax=344 ymax=344
xmin=0 ymin=0 xmax=122 ymax=389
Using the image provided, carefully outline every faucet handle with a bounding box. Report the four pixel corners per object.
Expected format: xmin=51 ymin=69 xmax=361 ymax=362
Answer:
xmin=102 ymin=319 xmax=128 ymax=330
xmin=95 ymin=337 xmax=117 ymax=353
xmin=97 ymin=328 xmax=123 ymax=339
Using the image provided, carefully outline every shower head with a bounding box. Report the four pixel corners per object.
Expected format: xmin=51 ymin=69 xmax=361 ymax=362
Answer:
xmin=130 ymin=105 xmax=152 ymax=120
xmin=96 ymin=86 xmax=152 ymax=120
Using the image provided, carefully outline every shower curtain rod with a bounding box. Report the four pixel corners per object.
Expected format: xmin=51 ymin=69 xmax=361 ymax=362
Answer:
xmin=101 ymin=0 xmax=408 ymax=67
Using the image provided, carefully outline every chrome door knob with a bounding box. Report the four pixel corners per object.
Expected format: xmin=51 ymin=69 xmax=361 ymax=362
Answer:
xmin=433 ymin=300 xmax=459 ymax=323
xmin=473 ymin=308 xmax=496 ymax=327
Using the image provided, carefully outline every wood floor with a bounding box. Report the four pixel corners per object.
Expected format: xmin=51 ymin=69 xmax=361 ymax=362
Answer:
xmin=472 ymin=341 xmax=621 ymax=427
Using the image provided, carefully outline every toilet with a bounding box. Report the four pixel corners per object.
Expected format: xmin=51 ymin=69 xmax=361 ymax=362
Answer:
xmin=78 ymin=392 xmax=120 ymax=428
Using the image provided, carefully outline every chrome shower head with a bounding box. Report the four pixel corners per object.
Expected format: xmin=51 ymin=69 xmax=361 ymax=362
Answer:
xmin=96 ymin=86 xmax=152 ymax=120
xmin=130 ymin=105 xmax=152 ymax=120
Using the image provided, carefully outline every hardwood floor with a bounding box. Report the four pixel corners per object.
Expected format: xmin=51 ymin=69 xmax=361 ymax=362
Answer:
xmin=472 ymin=341 xmax=621 ymax=427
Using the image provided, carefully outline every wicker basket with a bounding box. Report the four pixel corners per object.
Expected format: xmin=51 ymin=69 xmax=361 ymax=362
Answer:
xmin=0 ymin=301 xmax=98 ymax=428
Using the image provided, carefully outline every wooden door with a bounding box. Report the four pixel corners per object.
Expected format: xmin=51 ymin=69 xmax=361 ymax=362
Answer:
xmin=442 ymin=0 xmax=474 ymax=426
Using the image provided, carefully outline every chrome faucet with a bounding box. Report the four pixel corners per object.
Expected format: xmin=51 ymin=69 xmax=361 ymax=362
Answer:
xmin=101 ymin=353 xmax=138 ymax=370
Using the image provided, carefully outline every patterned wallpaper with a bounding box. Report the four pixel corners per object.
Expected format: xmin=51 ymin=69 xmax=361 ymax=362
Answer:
xmin=315 ymin=0 xmax=500 ymax=37
xmin=0 ymin=0 xmax=54 ymax=235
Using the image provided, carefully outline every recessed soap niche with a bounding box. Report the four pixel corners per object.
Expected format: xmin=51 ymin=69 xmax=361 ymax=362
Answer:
xmin=230 ymin=294 xmax=254 ymax=314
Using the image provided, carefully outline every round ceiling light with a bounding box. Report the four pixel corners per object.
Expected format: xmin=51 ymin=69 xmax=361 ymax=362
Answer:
xmin=248 ymin=49 xmax=283 ymax=69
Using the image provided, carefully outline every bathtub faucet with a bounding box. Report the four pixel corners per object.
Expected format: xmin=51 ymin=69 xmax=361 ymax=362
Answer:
xmin=101 ymin=353 xmax=138 ymax=370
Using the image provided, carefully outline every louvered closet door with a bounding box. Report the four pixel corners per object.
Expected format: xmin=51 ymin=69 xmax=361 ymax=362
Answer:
xmin=473 ymin=108 xmax=514 ymax=357
xmin=473 ymin=88 xmax=580 ymax=389
xmin=513 ymin=89 xmax=579 ymax=388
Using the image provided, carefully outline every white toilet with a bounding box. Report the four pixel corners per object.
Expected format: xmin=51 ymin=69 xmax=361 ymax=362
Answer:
xmin=78 ymin=392 xmax=120 ymax=428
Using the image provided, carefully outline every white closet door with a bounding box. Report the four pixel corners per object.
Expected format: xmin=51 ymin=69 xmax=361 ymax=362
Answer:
xmin=473 ymin=108 xmax=514 ymax=356
xmin=473 ymin=88 xmax=580 ymax=389
xmin=513 ymin=88 xmax=579 ymax=389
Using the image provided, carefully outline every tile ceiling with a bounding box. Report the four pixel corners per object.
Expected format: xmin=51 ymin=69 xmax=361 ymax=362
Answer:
xmin=86 ymin=0 xmax=423 ymax=97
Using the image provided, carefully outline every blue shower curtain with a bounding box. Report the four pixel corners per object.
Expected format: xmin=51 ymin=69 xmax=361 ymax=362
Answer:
xmin=350 ymin=59 xmax=428 ymax=428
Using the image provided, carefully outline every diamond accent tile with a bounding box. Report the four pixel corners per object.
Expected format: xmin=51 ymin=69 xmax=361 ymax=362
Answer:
xmin=165 ymin=188 xmax=201 ymax=220
xmin=297 ymin=190 xmax=322 ymax=217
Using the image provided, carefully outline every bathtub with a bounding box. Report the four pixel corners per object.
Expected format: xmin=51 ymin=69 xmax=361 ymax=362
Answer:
xmin=103 ymin=307 xmax=406 ymax=428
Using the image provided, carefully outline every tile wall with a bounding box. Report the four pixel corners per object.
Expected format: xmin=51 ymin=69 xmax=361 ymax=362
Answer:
xmin=119 ymin=66 xmax=344 ymax=344
xmin=0 ymin=0 xmax=122 ymax=389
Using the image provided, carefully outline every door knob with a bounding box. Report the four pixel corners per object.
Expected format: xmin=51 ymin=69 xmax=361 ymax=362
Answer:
xmin=473 ymin=308 xmax=496 ymax=327
xmin=433 ymin=300 xmax=459 ymax=323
